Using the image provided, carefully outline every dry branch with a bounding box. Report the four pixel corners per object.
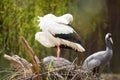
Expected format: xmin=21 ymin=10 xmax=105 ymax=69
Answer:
xmin=19 ymin=36 xmax=42 ymax=80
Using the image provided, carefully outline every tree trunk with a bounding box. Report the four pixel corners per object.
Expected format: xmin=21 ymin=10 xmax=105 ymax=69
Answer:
xmin=107 ymin=0 xmax=120 ymax=73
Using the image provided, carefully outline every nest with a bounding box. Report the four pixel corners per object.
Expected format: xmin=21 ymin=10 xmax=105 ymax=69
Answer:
xmin=2 ymin=54 xmax=101 ymax=80
xmin=1 ymin=36 xmax=101 ymax=80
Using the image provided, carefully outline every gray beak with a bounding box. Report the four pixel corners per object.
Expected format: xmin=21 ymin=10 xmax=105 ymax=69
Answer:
xmin=110 ymin=37 xmax=113 ymax=44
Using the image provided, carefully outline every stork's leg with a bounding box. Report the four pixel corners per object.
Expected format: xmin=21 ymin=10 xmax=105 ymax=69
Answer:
xmin=57 ymin=45 xmax=60 ymax=59
xmin=56 ymin=45 xmax=61 ymax=64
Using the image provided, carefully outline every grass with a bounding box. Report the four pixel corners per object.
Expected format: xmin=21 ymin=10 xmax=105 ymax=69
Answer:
xmin=102 ymin=73 xmax=120 ymax=80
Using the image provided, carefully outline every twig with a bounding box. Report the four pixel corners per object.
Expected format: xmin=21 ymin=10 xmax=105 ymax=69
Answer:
xmin=32 ymin=64 xmax=75 ymax=79
xmin=65 ymin=57 xmax=77 ymax=80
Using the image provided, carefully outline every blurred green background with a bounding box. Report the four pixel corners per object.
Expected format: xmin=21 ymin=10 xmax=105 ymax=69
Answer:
xmin=0 ymin=0 xmax=120 ymax=75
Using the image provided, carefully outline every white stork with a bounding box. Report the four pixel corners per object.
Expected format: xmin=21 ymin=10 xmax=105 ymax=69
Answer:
xmin=35 ymin=13 xmax=85 ymax=58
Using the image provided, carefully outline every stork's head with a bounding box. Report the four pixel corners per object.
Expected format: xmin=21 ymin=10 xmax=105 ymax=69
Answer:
xmin=61 ymin=14 xmax=73 ymax=23
xmin=105 ymin=33 xmax=113 ymax=44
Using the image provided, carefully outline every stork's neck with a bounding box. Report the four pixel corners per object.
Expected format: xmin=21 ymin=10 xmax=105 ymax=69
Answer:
xmin=106 ymin=39 xmax=112 ymax=51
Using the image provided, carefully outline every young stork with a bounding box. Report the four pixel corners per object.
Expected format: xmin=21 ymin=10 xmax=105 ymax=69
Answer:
xmin=35 ymin=13 xmax=85 ymax=59
xmin=82 ymin=33 xmax=113 ymax=75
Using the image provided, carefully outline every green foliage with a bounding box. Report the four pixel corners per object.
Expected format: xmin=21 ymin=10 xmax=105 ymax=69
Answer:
xmin=0 ymin=0 xmax=69 ymax=61
xmin=39 ymin=0 xmax=68 ymax=15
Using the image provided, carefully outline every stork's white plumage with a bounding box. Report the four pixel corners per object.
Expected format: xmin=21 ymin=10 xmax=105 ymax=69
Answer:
xmin=35 ymin=32 xmax=85 ymax=52
xmin=38 ymin=13 xmax=74 ymax=34
xmin=35 ymin=13 xmax=85 ymax=58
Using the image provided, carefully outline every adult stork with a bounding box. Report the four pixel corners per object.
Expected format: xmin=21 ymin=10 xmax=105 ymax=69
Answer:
xmin=35 ymin=13 xmax=85 ymax=58
xmin=82 ymin=33 xmax=113 ymax=75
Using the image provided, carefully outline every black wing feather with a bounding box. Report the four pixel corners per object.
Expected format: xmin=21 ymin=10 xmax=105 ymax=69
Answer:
xmin=54 ymin=31 xmax=83 ymax=45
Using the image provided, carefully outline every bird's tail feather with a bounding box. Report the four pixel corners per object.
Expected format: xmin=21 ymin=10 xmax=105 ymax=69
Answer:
xmin=60 ymin=38 xmax=85 ymax=52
